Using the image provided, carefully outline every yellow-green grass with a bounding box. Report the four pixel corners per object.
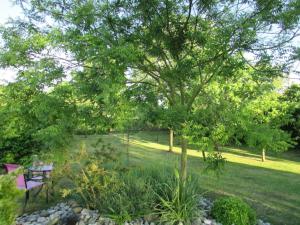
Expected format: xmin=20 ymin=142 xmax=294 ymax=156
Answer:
xmin=70 ymin=131 xmax=300 ymax=225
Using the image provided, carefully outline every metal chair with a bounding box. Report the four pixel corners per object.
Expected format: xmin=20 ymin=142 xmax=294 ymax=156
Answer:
xmin=3 ymin=164 xmax=47 ymax=210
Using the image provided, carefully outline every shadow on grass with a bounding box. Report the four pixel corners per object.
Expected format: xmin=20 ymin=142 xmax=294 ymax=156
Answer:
xmin=39 ymin=133 xmax=299 ymax=225
xmin=222 ymin=145 xmax=300 ymax=164
xmin=132 ymin=130 xmax=300 ymax=163
xmin=123 ymin=134 xmax=300 ymax=225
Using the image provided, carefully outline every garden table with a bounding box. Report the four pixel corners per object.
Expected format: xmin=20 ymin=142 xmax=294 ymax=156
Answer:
xmin=28 ymin=164 xmax=54 ymax=202
xmin=29 ymin=164 xmax=53 ymax=173
xmin=29 ymin=164 xmax=53 ymax=180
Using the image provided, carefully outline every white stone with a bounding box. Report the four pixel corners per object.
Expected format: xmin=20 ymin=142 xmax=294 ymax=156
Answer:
xmin=203 ymin=218 xmax=212 ymax=225
xmin=38 ymin=217 xmax=47 ymax=222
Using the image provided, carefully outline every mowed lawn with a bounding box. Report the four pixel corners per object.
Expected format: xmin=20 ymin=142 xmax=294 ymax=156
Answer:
xmin=71 ymin=131 xmax=300 ymax=225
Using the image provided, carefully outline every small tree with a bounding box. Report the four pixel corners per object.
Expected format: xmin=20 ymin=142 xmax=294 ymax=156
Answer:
xmin=245 ymin=124 xmax=293 ymax=161
xmin=239 ymin=89 xmax=294 ymax=161
xmin=185 ymin=71 xmax=294 ymax=162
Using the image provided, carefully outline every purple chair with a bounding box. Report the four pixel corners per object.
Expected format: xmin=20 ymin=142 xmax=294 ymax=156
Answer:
xmin=3 ymin=164 xmax=47 ymax=209
xmin=3 ymin=163 xmax=19 ymax=173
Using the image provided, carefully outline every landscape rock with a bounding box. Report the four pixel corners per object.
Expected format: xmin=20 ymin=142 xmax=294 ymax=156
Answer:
xmin=203 ymin=218 xmax=212 ymax=225
xmin=16 ymin=202 xmax=77 ymax=225
xmin=16 ymin=197 xmax=272 ymax=225
xmin=40 ymin=210 xmax=50 ymax=217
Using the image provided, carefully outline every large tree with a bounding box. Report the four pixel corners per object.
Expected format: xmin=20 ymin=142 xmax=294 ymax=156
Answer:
xmin=1 ymin=0 xmax=299 ymax=182
xmin=281 ymin=84 xmax=300 ymax=149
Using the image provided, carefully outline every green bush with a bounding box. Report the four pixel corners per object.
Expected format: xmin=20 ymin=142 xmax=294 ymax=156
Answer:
xmin=211 ymin=197 xmax=256 ymax=225
xmin=58 ymin=146 xmax=202 ymax=225
xmin=59 ymin=145 xmax=121 ymax=210
xmin=99 ymin=166 xmax=171 ymax=223
xmin=154 ymin=170 xmax=201 ymax=225
xmin=101 ymin=170 xmax=155 ymax=224
xmin=0 ymin=171 xmax=24 ymax=225
xmin=101 ymin=166 xmax=201 ymax=225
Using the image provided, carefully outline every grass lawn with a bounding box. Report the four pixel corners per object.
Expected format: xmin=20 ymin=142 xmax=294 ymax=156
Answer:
xmin=26 ymin=131 xmax=299 ymax=224
xmin=69 ymin=131 xmax=300 ymax=225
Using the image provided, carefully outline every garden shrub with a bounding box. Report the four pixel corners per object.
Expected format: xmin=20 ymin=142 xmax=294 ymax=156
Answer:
xmin=59 ymin=144 xmax=121 ymax=210
xmin=154 ymin=170 xmax=201 ymax=225
xmin=59 ymin=146 xmax=153 ymax=224
xmin=101 ymin=166 xmax=201 ymax=224
xmin=211 ymin=197 xmax=257 ymax=225
xmin=0 ymin=171 xmax=24 ymax=225
xmin=101 ymin=170 xmax=155 ymax=224
xmin=58 ymin=144 xmax=202 ymax=225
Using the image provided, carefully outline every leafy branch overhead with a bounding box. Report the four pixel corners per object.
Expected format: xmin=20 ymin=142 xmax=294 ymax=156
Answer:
xmin=0 ymin=0 xmax=299 ymax=178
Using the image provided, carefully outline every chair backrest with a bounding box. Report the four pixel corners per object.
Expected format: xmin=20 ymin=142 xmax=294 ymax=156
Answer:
xmin=3 ymin=163 xmax=19 ymax=173
xmin=3 ymin=163 xmax=26 ymax=189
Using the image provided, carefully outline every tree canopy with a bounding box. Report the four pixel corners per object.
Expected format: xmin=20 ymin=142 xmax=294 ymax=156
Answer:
xmin=0 ymin=0 xmax=299 ymax=181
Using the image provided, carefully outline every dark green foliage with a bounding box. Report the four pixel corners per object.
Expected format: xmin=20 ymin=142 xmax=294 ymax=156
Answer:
xmin=212 ymin=197 xmax=257 ymax=225
xmin=75 ymin=102 xmax=111 ymax=135
xmin=72 ymin=69 xmax=126 ymax=134
xmin=230 ymin=83 xmax=295 ymax=155
xmin=244 ymin=124 xmax=294 ymax=153
xmin=122 ymin=84 xmax=164 ymax=130
xmin=280 ymin=84 xmax=300 ymax=149
xmin=0 ymin=82 xmax=77 ymax=164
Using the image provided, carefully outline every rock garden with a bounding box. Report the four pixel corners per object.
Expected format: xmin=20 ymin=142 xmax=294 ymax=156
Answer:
xmin=16 ymin=197 xmax=271 ymax=225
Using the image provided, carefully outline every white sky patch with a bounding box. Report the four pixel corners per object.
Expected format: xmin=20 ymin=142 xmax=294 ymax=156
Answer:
xmin=0 ymin=0 xmax=22 ymax=84
xmin=0 ymin=0 xmax=22 ymax=26
xmin=0 ymin=68 xmax=17 ymax=84
xmin=284 ymin=61 xmax=300 ymax=87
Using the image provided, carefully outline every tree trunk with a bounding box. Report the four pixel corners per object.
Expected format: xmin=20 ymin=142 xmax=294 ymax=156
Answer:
xmin=180 ymin=137 xmax=188 ymax=184
xmin=202 ymin=150 xmax=206 ymax=161
xmin=169 ymin=129 xmax=173 ymax=152
xmin=262 ymin=148 xmax=266 ymax=162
